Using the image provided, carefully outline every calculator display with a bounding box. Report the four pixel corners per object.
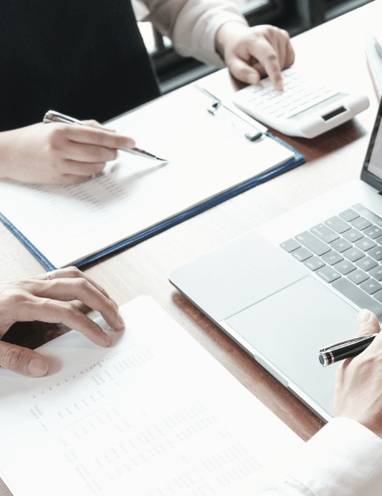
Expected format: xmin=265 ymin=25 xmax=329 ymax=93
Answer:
xmin=289 ymin=93 xmax=348 ymax=120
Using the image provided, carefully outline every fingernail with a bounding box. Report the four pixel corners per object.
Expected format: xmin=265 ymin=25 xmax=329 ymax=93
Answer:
xmin=102 ymin=334 xmax=111 ymax=347
xmin=116 ymin=313 xmax=125 ymax=330
xmin=28 ymin=357 xmax=48 ymax=377
xmin=358 ymin=308 xmax=372 ymax=324
xmin=248 ymin=74 xmax=259 ymax=86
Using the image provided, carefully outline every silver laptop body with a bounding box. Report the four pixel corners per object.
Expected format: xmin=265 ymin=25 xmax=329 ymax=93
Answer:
xmin=169 ymin=99 xmax=382 ymax=422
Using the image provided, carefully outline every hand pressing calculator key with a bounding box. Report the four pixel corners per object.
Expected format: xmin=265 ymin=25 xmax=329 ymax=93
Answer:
xmin=233 ymin=67 xmax=369 ymax=138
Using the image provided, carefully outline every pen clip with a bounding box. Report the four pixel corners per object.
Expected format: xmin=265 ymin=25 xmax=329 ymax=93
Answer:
xmin=43 ymin=110 xmax=81 ymax=125
xmin=319 ymin=333 xmax=379 ymax=353
xmin=206 ymin=100 xmax=263 ymax=142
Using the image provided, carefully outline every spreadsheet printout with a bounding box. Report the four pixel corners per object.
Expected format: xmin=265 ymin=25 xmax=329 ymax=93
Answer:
xmin=0 ymin=296 xmax=303 ymax=495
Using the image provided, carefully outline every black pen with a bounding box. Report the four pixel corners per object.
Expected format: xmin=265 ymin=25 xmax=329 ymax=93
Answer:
xmin=319 ymin=333 xmax=379 ymax=366
xmin=43 ymin=110 xmax=167 ymax=162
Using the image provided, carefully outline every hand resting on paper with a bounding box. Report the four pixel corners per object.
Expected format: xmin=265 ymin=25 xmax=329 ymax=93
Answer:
xmin=335 ymin=309 xmax=382 ymax=438
xmin=0 ymin=120 xmax=135 ymax=185
xmin=0 ymin=267 xmax=125 ymax=377
xmin=215 ymin=23 xmax=295 ymax=91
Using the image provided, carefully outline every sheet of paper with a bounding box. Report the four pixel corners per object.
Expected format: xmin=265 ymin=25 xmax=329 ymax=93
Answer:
xmin=0 ymin=296 xmax=303 ymax=496
xmin=0 ymin=85 xmax=294 ymax=268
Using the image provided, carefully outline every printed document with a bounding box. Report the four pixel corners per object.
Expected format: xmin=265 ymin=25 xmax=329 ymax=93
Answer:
xmin=0 ymin=296 xmax=302 ymax=496
xmin=0 ymin=85 xmax=294 ymax=268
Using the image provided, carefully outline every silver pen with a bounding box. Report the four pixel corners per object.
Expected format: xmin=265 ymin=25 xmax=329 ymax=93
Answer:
xmin=43 ymin=110 xmax=167 ymax=162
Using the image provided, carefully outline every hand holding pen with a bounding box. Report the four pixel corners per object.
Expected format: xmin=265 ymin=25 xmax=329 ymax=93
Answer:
xmin=334 ymin=309 xmax=382 ymax=439
xmin=0 ymin=116 xmax=136 ymax=185
xmin=319 ymin=308 xmax=381 ymax=366
xmin=44 ymin=111 xmax=167 ymax=163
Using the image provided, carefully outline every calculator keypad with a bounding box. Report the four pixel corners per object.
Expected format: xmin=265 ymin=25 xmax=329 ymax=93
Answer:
xmin=235 ymin=67 xmax=337 ymax=119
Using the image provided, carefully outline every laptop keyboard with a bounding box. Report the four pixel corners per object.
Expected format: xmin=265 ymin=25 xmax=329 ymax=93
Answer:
xmin=281 ymin=203 xmax=382 ymax=319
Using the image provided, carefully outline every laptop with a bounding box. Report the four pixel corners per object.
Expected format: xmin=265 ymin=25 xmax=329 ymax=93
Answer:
xmin=169 ymin=98 xmax=382 ymax=422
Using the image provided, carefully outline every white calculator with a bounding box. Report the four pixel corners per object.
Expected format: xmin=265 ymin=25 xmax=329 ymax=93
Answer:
xmin=233 ymin=67 xmax=370 ymax=138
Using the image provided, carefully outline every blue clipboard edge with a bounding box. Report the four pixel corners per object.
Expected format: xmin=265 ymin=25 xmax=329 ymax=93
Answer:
xmin=0 ymin=135 xmax=304 ymax=271
xmin=0 ymin=212 xmax=56 ymax=271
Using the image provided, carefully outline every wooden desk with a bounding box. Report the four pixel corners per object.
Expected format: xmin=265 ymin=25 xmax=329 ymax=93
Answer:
xmin=0 ymin=2 xmax=380 ymax=494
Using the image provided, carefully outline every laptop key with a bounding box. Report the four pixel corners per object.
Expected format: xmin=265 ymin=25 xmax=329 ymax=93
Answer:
xmin=325 ymin=216 xmax=351 ymax=234
xmin=295 ymin=231 xmax=331 ymax=256
xmin=334 ymin=260 xmax=356 ymax=275
xmin=373 ymin=290 xmax=382 ymax=304
xmin=356 ymin=256 xmax=378 ymax=271
xmin=321 ymin=251 xmax=343 ymax=266
xmin=339 ymin=209 xmax=360 ymax=222
xmin=316 ymin=266 xmax=341 ymax=283
xmin=342 ymin=246 xmax=365 ymax=262
xmin=332 ymin=278 xmax=382 ymax=320
xmin=291 ymin=247 xmax=313 ymax=262
xmin=310 ymin=224 xmax=339 ymax=243
xmin=356 ymin=205 xmax=382 ymax=229
xmin=368 ymin=246 xmax=382 ymax=261
xmin=342 ymin=229 xmax=364 ymax=243
xmin=354 ymin=237 xmax=377 ymax=252
xmin=360 ymin=279 xmax=382 ymax=295
xmin=363 ymin=225 xmax=382 ymax=239
xmin=330 ymin=238 xmax=352 ymax=253
xmin=304 ymin=256 xmax=326 ymax=271
xmin=351 ymin=217 xmax=372 ymax=230
xmin=369 ymin=266 xmax=382 ymax=281
xmin=348 ymin=269 xmax=369 ymax=285
xmin=280 ymin=238 xmax=301 ymax=253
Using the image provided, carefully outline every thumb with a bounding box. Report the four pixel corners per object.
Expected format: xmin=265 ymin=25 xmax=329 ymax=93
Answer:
xmin=356 ymin=309 xmax=380 ymax=338
xmin=0 ymin=341 xmax=48 ymax=377
xmin=227 ymin=55 xmax=261 ymax=86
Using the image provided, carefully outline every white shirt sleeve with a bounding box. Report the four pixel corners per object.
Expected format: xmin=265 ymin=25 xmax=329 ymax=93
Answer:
xmin=137 ymin=0 xmax=248 ymax=67
xmin=253 ymin=417 xmax=382 ymax=496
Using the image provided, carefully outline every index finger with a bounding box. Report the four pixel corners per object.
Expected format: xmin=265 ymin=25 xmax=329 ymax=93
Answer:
xmin=66 ymin=124 xmax=135 ymax=150
xmin=32 ymin=278 xmax=125 ymax=332
xmin=247 ymin=37 xmax=283 ymax=90
xmin=33 ymin=267 xmax=118 ymax=308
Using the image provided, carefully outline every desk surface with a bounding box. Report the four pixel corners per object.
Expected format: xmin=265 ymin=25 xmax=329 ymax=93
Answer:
xmin=0 ymin=2 xmax=381 ymax=494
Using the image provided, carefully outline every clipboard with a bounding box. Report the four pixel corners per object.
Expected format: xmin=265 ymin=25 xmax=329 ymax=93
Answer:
xmin=0 ymin=84 xmax=305 ymax=270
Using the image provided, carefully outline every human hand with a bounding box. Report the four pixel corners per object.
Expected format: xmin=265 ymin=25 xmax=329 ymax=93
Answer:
xmin=215 ymin=23 xmax=295 ymax=90
xmin=0 ymin=120 xmax=135 ymax=185
xmin=0 ymin=267 xmax=125 ymax=377
xmin=334 ymin=309 xmax=382 ymax=437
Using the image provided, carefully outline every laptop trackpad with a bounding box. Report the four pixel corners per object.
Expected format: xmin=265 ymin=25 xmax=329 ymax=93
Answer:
xmin=225 ymin=276 xmax=358 ymax=417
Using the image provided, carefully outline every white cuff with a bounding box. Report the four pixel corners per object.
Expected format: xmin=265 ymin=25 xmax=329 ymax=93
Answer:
xmin=261 ymin=418 xmax=382 ymax=496
xmin=172 ymin=0 xmax=247 ymax=68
